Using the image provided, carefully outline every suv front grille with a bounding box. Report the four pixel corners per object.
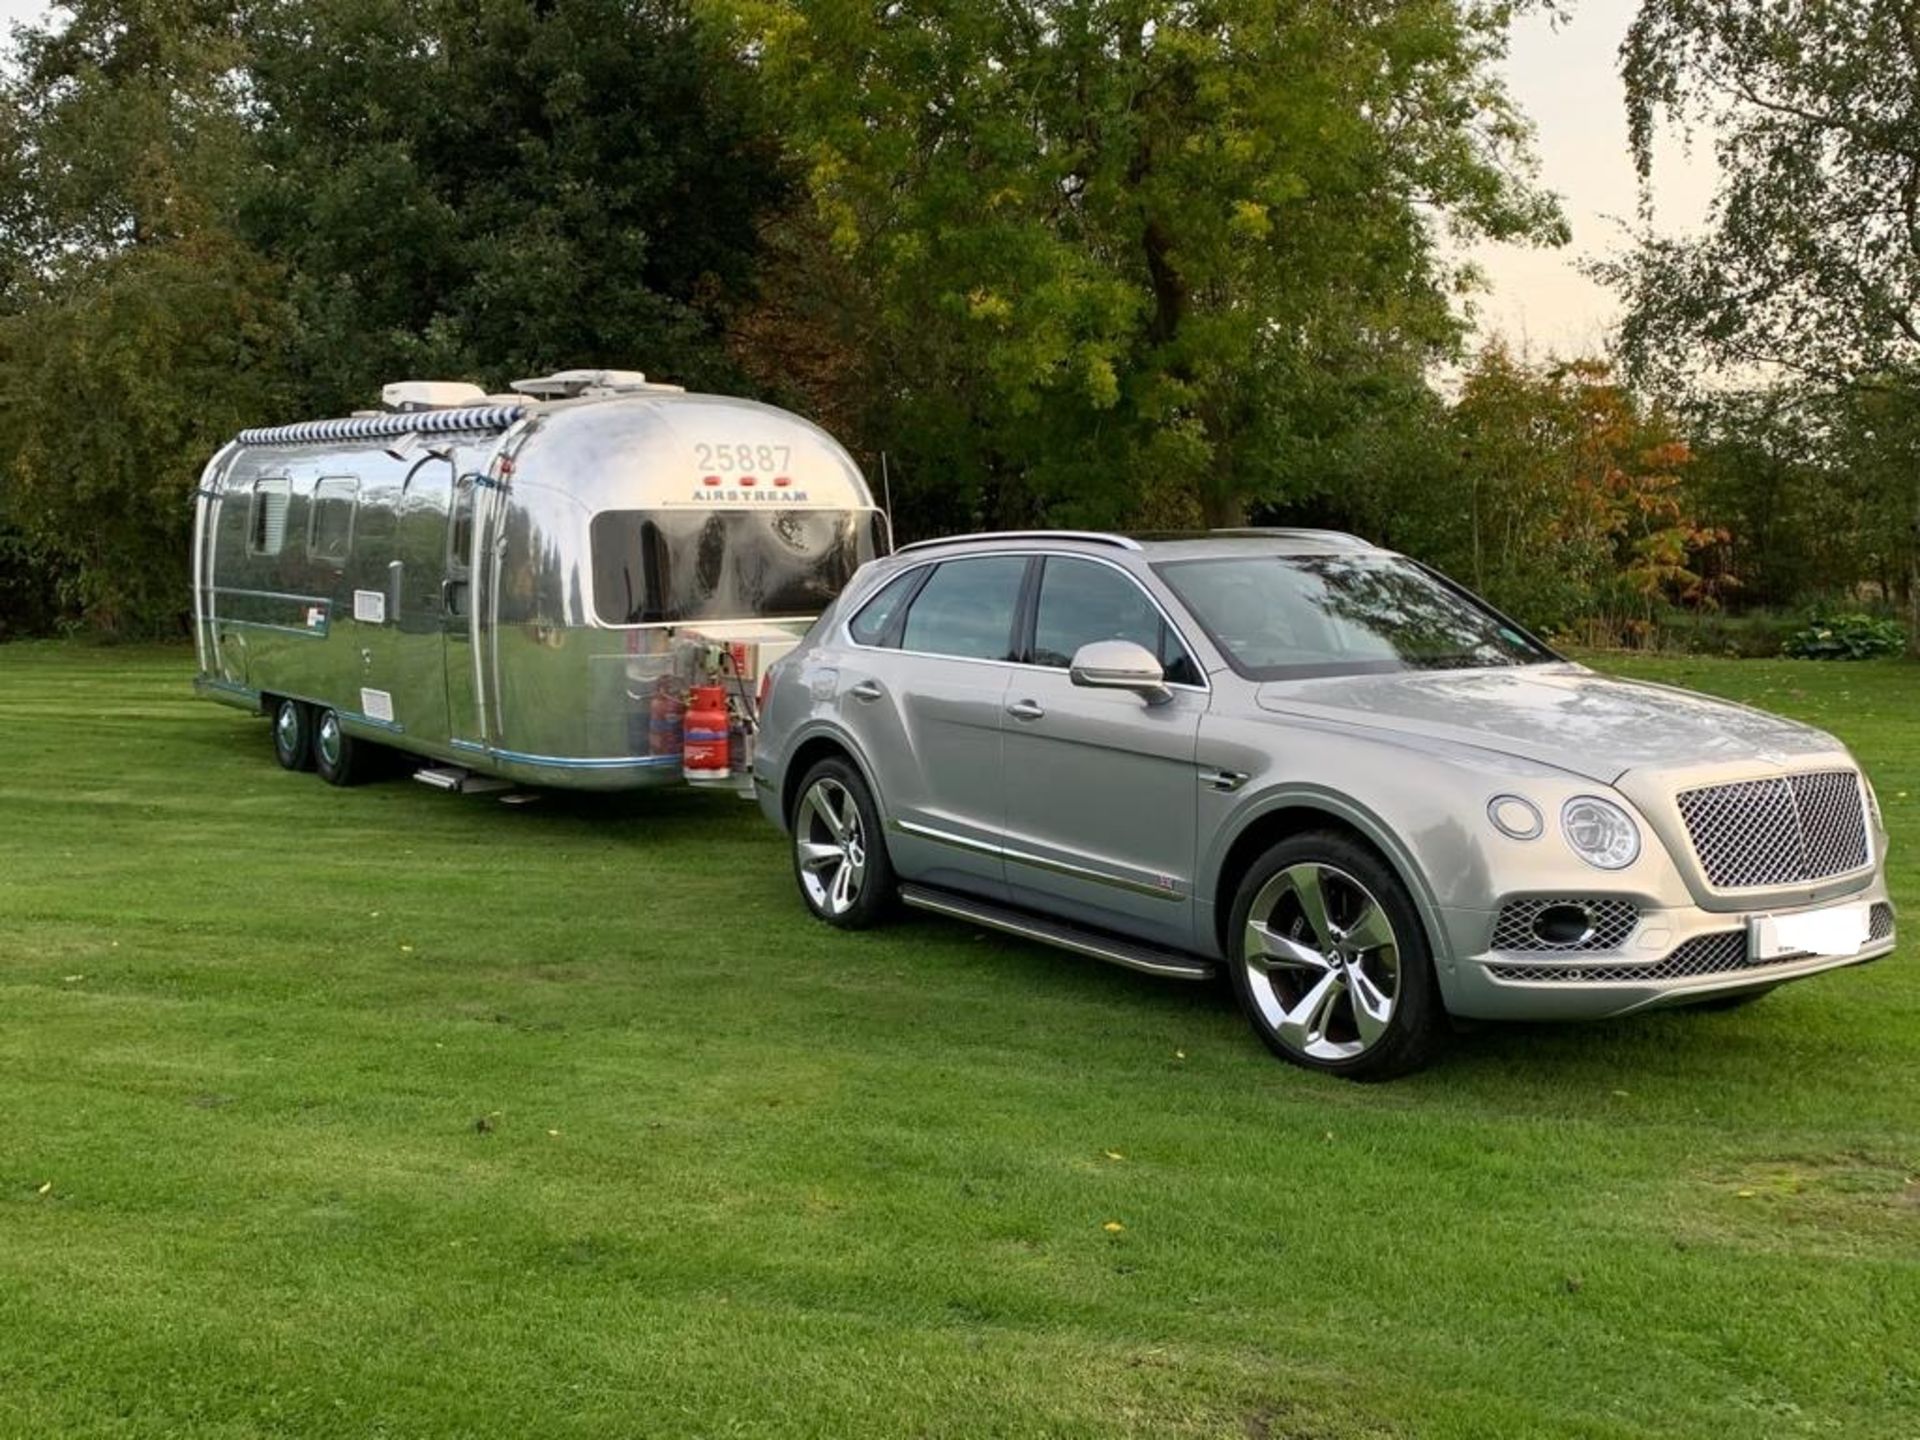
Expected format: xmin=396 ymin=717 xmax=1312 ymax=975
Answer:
xmin=1489 ymin=932 xmax=1750 ymax=985
xmin=1491 ymin=904 xmax=1895 ymax=985
xmin=1675 ymin=770 xmax=1868 ymax=888
xmin=1870 ymin=901 xmax=1896 ymax=942
xmin=1490 ymin=898 xmax=1639 ymax=953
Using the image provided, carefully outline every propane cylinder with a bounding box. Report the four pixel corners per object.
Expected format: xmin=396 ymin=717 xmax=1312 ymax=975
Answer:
xmin=683 ymin=684 xmax=732 ymax=782
xmin=648 ymin=678 xmax=685 ymax=757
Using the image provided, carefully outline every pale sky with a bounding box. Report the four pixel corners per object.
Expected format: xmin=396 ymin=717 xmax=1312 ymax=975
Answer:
xmin=1463 ymin=0 xmax=1718 ymax=359
xmin=2 ymin=0 xmax=1705 ymax=360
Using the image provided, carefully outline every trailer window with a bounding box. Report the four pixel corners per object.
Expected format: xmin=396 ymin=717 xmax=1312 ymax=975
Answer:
xmin=591 ymin=510 xmax=879 ymax=625
xmin=248 ymin=478 xmax=291 ymax=557
xmin=308 ymin=477 xmax=358 ymax=564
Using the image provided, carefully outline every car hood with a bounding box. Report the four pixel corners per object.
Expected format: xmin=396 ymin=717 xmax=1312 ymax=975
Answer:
xmin=1252 ymin=663 xmax=1843 ymax=783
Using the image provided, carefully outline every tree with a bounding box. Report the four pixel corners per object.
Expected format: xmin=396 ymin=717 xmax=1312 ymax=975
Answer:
xmin=0 ymin=235 xmax=293 ymax=633
xmin=1423 ymin=345 xmax=1715 ymax=638
xmin=240 ymin=0 xmax=789 ymax=408
xmin=0 ymin=0 xmax=279 ymax=635
xmin=719 ymin=0 xmax=1568 ymax=532
xmin=1609 ymin=1 xmax=1920 ymax=649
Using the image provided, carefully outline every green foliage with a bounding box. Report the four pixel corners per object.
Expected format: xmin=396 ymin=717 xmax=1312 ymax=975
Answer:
xmin=1646 ymin=608 xmax=1800 ymax=659
xmin=1783 ymin=612 xmax=1909 ymax=661
xmin=0 ymin=234 xmax=294 ymax=636
xmin=722 ymin=0 xmax=1566 ymax=532
xmin=1339 ymin=345 xmax=1718 ymax=637
xmin=0 ymin=526 xmax=69 ymax=637
xmin=240 ymin=0 xmax=786 ymax=407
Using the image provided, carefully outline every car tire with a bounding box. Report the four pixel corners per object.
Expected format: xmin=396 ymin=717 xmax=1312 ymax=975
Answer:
xmin=271 ymin=698 xmax=314 ymax=771
xmin=312 ymin=708 xmax=364 ymax=787
xmin=1225 ymin=829 xmax=1446 ymax=1080
xmin=789 ymin=756 xmax=893 ymax=929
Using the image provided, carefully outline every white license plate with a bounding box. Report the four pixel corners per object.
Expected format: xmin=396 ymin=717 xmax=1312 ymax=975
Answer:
xmin=1749 ymin=902 xmax=1871 ymax=961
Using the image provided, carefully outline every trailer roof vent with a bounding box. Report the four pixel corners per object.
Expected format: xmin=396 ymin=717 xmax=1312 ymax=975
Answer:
xmin=509 ymin=368 xmax=683 ymax=400
xmin=382 ymin=381 xmax=490 ymax=412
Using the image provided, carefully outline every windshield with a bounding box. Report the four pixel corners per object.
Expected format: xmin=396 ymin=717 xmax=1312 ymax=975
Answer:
xmin=591 ymin=509 xmax=883 ymax=625
xmin=1154 ymin=553 xmax=1554 ymax=680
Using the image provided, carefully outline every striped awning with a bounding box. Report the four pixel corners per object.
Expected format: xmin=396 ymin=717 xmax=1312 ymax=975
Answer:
xmin=236 ymin=405 xmax=526 ymax=447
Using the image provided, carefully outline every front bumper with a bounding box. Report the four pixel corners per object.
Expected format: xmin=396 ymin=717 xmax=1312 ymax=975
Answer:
xmin=1438 ymin=888 xmax=1897 ymax=1021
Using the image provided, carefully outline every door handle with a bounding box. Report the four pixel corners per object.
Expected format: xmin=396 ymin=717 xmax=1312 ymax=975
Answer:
xmin=849 ymin=681 xmax=883 ymax=702
xmin=1007 ymin=698 xmax=1045 ymax=721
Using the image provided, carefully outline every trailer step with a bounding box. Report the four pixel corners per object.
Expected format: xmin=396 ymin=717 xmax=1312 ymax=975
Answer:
xmin=413 ymin=766 xmax=513 ymax=795
xmin=897 ymin=884 xmax=1216 ymax=982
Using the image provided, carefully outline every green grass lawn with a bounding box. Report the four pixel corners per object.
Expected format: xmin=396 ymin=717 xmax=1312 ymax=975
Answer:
xmin=1 ymin=644 xmax=1916 ymax=1439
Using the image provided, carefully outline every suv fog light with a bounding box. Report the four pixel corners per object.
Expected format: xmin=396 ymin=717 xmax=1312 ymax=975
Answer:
xmin=1533 ymin=904 xmax=1595 ymax=946
xmin=1561 ymin=796 xmax=1641 ymax=870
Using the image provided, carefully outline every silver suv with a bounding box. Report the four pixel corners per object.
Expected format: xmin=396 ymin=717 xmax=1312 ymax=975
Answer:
xmin=752 ymin=530 xmax=1897 ymax=1077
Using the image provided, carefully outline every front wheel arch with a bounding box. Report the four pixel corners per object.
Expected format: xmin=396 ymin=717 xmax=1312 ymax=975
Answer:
xmin=1210 ymin=800 xmax=1446 ymax=975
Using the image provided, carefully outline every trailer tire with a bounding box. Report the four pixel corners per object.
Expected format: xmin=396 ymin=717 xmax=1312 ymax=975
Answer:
xmin=312 ymin=708 xmax=365 ymax=787
xmin=272 ymin=699 xmax=315 ymax=772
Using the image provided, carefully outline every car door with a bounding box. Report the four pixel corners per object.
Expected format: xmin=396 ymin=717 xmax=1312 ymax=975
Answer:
xmin=837 ymin=554 xmax=1027 ymax=902
xmin=998 ymin=555 xmax=1206 ymax=950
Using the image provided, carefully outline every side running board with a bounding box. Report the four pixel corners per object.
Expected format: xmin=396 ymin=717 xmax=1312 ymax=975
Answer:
xmin=899 ymin=884 xmax=1217 ymax=982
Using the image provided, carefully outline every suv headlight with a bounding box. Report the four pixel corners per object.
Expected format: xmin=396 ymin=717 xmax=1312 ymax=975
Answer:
xmin=1862 ymin=774 xmax=1883 ymax=825
xmin=1561 ymin=796 xmax=1641 ymax=870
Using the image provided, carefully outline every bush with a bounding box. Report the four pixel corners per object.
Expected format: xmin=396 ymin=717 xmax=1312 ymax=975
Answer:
xmin=1648 ymin=610 xmax=1801 ymax=658
xmin=1782 ymin=612 xmax=1907 ymax=660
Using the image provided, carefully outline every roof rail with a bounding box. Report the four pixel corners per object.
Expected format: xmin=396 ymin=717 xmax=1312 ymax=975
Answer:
xmin=1207 ymin=527 xmax=1371 ymax=548
xmin=892 ymin=530 xmax=1142 ymax=555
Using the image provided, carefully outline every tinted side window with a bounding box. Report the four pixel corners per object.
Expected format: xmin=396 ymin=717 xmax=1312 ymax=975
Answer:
xmin=308 ymin=476 xmax=358 ymax=564
xmin=848 ymin=568 xmax=923 ymax=647
xmin=1032 ymin=557 xmax=1201 ymax=685
xmin=899 ymin=556 xmax=1027 ymax=661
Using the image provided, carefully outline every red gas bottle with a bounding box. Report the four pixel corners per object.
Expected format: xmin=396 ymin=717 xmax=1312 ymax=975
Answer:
xmin=683 ymin=684 xmax=732 ymax=783
xmin=648 ymin=678 xmax=685 ymax=757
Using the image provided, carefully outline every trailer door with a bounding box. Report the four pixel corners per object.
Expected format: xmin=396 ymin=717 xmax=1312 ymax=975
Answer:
xmin=392 ymin=458 xmax=455 ymax=746
xmin=443 ymin=470 xmax=483 ymax=746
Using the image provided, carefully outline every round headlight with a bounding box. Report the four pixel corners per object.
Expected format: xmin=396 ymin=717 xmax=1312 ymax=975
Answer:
xmin=1561 ymin=796 xmax=1641 ymax=870
xmin=1487 ymin=795 xmax=1543 ymax=840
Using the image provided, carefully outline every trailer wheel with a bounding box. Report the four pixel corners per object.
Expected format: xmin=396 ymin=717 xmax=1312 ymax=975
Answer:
xmin=312 ymin=708 xmax=364 ymax=787
xmin=272 ymin=699 xmax=315 ymax=772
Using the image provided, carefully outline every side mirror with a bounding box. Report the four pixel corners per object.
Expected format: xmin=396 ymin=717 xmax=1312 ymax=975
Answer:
xmin=1069 ymin=639 xmax=1171 ymax=705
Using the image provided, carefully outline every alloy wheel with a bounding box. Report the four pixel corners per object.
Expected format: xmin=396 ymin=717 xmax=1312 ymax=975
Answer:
xmin=795 ymin=777 xmax=867 ymax=918
xmin=1240 ymin=862 xmax=1403 ymax=1063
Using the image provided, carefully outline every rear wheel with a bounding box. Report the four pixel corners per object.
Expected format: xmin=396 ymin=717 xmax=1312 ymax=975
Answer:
xmin=271 ymin=699 xmax=313 ymax=771
xmin=1226 ymin=830 xmax=1445 ymax=1080
xmin=312 ymin=708 xmax=365 ymax=787
xmin=790 ymin=757 xmax=893 ymax=929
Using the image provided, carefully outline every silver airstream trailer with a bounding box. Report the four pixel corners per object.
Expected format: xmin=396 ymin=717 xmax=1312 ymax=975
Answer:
xmin=191 ymin=370 xmax=885 ymax=789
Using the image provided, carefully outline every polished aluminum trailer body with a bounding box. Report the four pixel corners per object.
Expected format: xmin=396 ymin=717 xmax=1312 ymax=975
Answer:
xmin=192 ymin=383 xmax=881 ymax=788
